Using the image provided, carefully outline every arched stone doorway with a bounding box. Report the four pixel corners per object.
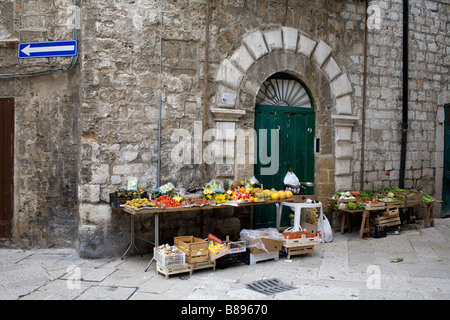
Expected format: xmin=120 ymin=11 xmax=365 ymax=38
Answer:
xmin=210 ymin=27 xmax=359 ymax=202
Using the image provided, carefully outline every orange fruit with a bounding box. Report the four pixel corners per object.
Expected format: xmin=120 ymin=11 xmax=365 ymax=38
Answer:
xmin=278 ymin=190 xmax=286 ymax=199
xmin=285 ymin=190 xmax=293 ymax=198
xmin=270 ymin=192 xmax=279 ymax=200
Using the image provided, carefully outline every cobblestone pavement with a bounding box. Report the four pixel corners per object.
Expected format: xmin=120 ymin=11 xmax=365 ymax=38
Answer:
xmin=1 ymin=219 xmax=450 ymax=301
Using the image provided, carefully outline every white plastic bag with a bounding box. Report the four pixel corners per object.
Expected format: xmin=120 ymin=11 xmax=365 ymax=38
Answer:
xmin=283 ymin=171 xmax=300 ymax=186
xmin=318 ymin=215 xmax=333 ymax=243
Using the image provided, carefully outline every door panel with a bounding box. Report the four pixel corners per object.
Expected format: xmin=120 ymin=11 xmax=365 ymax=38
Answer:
xmin=253 ymin=105 xmax=315 ymax=228
xmin=0 ymin=98 xmax=14 ymax=238
xmin=443 ymin=104 xmax=450 ymax=217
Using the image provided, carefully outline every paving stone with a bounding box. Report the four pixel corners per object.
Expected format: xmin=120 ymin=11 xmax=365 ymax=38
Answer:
xmin=81 ymin=268 xmax=116 ymax=282
xmin=20 ymin=280 xmax=89 ymax=300
xmin=2 ymin=219 xmax=450 ymax=300
xmin=76 ymin=286 xmax=137 ymax=300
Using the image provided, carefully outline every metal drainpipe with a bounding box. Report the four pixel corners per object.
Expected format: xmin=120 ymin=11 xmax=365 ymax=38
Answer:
xmin=201 ymin=0 xmax=211 ymax=186
xmin=360 ymin=0 xmax=369 ymax=191
xmin=399 ymin=0 xmax=409 ymax=189
xmin=157 ymin=1 xmax=163 ymax=188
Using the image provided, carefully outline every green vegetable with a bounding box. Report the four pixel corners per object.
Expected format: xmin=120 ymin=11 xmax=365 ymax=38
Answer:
xmin=422 ymin=192 xmax=436 ymax=204
xmin=347 ymin=202 xmax=357 ymax=210
xmin=380 ymin=187 xmax=405 ymax=193
xmin=355 ymin=201 xmax=365 ymax=210
xmin=359 ymin=190 xmax=375 ymax=198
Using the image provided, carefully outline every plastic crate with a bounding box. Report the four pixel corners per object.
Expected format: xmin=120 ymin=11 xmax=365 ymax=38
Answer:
xmin=239 ymin=249 xmax=279 ymax=265
xmin=370 ymin=225 xmax=387 ymax=238
xmin=153 ymin=247 xmax=185 ymax=266
xmin=109 ymin=191 xmax=148 ymax=207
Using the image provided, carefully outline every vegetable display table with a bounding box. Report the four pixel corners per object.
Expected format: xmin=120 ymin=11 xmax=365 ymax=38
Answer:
xmin=339 ymin=207 xmax=403 ymax=238
xmin=339 ymin=209 xmax=381 ymax=238
xmin=275 ymin=201 xmax=325 ymax=244
xmin=120 ymin=198 xmax=294 ymax=271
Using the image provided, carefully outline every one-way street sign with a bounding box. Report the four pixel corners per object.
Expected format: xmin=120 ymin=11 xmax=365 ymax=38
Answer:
xmin=18 ymin=40 xmax=78 ymax=59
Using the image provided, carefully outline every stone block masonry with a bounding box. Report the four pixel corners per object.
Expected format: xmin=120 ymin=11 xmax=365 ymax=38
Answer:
xmin=356 ymin=0 xmax=448 ymax=198
xmin=0 ymin=0 xmax=447 ymax=256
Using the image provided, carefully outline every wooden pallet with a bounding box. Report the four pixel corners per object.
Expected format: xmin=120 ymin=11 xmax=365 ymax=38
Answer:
xmin=156 ymin=260 xmax=216 ymax=279
xmin=156 ymin=263 xmax=193 ymax=279
xmin=282 ymin=245 xmax=314 ymax=259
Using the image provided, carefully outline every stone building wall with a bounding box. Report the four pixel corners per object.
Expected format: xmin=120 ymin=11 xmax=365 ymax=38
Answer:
xmin=0 ymin=0 xmax=80 ymax=247
xmin=354 ymin=0 xmax=449 ymax=202
xmin=0 ymin=0 xmax=448 ymax=257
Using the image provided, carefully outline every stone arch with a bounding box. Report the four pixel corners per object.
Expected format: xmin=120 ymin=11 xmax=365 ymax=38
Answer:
xmin=211 ymin=27 xmax=359 ymax=192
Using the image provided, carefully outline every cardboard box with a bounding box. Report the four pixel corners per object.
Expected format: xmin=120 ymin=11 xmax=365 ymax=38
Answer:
xmin=249 ymin=237 xmax=283 ymax=254
xmin=300 ymin=221 xmax=318 ymax=235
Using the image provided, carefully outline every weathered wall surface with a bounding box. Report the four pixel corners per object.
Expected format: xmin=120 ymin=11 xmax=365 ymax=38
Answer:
xmin=0 ymin=0 xmax=80 ymax=247
xmin=354 ymin=0 xmax=449 ymax=200
xmin=0 ymin=0 xmax=448 ymax=256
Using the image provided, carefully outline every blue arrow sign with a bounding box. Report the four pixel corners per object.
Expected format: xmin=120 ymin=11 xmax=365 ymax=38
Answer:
xmin=18 ymin=40 xmax=77 ymax=59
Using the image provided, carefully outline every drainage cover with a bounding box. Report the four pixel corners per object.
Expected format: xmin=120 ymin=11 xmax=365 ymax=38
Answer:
xmin=245 ymin=278 xmax=297 ymax=295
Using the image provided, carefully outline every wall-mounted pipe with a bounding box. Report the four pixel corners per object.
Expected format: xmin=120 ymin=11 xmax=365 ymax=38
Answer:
xmin=399 ymin=0 xmax=409 ymax=189
xmin=201 ymin=0 xmax=211 ymax=186
xmin=157 ymin=0 xmax=164 ymax=187
xmin=360 ymin=0 xmax=369 ymax=191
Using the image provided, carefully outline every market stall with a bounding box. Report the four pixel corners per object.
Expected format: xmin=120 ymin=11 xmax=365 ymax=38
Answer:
xmin=328 ymin=188 xmax=438 ymax=238
xmin=112 ymin=177 xmax=322 ymax=277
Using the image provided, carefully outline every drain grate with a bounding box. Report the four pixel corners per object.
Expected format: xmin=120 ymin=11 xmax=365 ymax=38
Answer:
xmin=245 ymin=278 xmax=297 ymax=295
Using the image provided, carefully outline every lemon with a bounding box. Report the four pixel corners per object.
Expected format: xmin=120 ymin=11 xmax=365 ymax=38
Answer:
xmin=278 ymin=190 xmax=286 ymax=199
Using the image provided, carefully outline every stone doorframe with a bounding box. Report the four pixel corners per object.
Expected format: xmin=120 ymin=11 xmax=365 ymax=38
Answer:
xmin=210 ymin=27 xmax=359 ymax=192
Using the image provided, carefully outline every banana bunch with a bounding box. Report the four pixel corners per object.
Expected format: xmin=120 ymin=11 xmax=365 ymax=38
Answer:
xmin=173 ymin=195 xmax=184 ymax=203
xmin=208 ymin=241 xmax=226 ymax=253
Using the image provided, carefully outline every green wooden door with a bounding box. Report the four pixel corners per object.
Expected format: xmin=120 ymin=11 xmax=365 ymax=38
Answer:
xmin=253 ymin=105 xmax=315 ymax=228
xmin=443 ymin=104 xmax=450 ymax=217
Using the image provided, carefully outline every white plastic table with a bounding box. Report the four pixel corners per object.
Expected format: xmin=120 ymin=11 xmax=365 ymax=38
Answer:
xmin=275 ymin=201 xmax=325 ymax=243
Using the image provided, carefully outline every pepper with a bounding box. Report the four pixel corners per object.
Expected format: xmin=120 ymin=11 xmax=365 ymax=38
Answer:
xmin=208 ymin=233 xmax=222 ymax=244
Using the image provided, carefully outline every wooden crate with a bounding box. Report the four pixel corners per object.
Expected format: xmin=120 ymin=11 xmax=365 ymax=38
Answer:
xmin=174 ymin=236 xmax=209 ymax=263
xmin=209 ymin=246 xmax=228 ymax=261
xmin=405 ymin=191 xmax=422 ymax=207
xmin=371 ymin=209 xmax=401 ymax=227
xmin=365 ymin=201 xmax=386 ymax=210
xmin=385 ymin=200 xmax=404 ymax=209
xmin=282 ymin=245 xmax=314 ymax=259
xmin=328 ymin=197 xmax=359 ymax=210
xmin=283 ymin=234 xmax=319 ymax=247
xmin=223 ymin=235 xmax=246 ymax=254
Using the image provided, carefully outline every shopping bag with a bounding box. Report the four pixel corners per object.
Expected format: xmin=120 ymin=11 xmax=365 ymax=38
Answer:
xmin=318 ymin=215 xmax=333 ymax=243
xmin=283 ymin=171 xmax=300 ymax=186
